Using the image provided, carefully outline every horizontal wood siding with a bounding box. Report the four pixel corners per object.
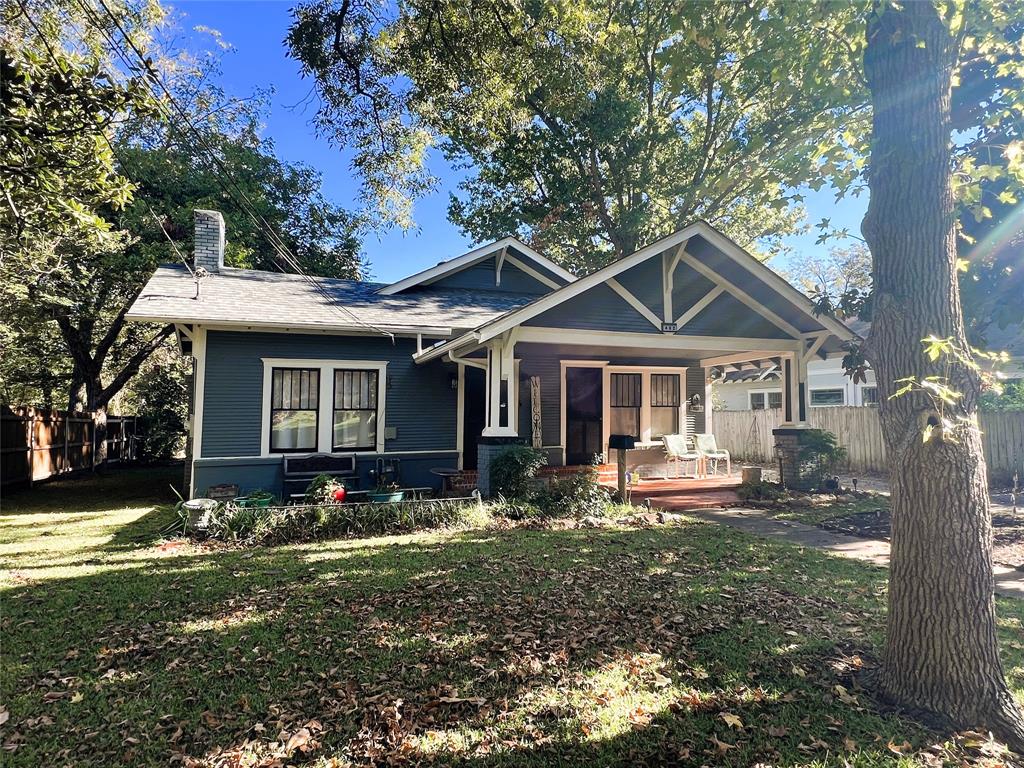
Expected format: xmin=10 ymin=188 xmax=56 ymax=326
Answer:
xmin=681 ymin=292 xmax=792 ymax=339
xmin=202 ymin=331 xmax=457 ymax=457
xmin=524 ymin=282 xmax=659 ymax=333
xmin=428 ymin=255 xmax=553 ymax=294
xmin=614 ymin=255 xmax=664 ymax=320
xmin=712 ymin=406 xmax=1024 ymax=483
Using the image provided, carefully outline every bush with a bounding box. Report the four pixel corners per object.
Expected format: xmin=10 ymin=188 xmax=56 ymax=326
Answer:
xmin=535 ymin=464 xmax=610 ymax=518
xmin=305 ymin=473 xmax=345 ymax=504
xmin=490 ymin=445 xmax=546 ymax=500
xmin=737 ymin=480 xmax=786 ymax=502
xmin=195 ymin=497 xmax=489 ymax=544
xmin=797 ymin=429 xmax=847 ymax=489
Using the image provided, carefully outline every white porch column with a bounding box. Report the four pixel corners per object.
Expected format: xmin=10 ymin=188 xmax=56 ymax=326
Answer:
xmin=780 ymin=352 xmax=809 ymax=427
xmin=482 ymin=334 xmax=518 ymax=437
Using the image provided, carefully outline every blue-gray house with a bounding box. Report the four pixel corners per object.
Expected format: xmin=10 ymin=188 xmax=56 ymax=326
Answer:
xmin=127 ymin=210 xmax=856 ymax=498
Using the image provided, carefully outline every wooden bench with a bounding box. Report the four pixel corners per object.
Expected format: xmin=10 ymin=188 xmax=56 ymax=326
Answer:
xmin=283 ymin=453 xmax=358 ymax=501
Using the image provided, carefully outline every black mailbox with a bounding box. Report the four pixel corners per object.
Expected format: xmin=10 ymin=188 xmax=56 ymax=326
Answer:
xmin=608 ymin=434 xmax=636 ymax=451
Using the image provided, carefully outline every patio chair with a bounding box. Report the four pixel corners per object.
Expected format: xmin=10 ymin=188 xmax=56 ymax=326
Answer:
xmin=694 ymin=433 xmax=731 ymax=477
xmin=661 ymin=434 xmax=704 ymax=479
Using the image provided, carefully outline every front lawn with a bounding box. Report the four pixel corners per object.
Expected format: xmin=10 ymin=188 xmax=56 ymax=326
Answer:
xmin=2 ymin=469 xmax=1023 ymax=767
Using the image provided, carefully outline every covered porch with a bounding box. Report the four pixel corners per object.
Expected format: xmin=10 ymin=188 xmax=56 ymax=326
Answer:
xmin=414 ymin=221 xmax=858 ymax=495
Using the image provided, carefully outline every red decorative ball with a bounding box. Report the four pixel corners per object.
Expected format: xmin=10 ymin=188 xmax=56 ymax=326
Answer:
xmin=333 ymin=487 xmax=347 ymax=503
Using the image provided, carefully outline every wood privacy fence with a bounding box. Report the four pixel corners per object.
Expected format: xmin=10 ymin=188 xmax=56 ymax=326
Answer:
xmin=1 ymin=408 xmax=137 ymax=487
xmin=712 ymin=406 xmax=1024 ymax=483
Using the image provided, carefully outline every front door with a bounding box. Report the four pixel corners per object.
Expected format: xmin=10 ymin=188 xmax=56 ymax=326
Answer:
xmin=565 ymin=367 xmax=603 ymax=465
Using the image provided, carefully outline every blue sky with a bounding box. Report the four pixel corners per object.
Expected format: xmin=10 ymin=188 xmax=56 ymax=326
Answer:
xmin=171 ymin=1 xmax=867 ymax=283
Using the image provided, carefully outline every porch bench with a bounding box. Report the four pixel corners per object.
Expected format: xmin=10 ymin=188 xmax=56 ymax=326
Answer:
xmin=283 ymin=453 xmax=358 ymax=501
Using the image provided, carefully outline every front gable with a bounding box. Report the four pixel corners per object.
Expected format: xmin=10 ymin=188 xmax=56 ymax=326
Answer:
xmin=428 ymin=253 xmax=554 ymax=294
xmin=523 ymin=282 xmax=660 ymax=334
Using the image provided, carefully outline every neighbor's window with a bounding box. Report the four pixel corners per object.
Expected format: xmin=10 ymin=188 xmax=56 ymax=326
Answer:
xmin=270 ymin=368 xmax=319 ymax=452
xmin=810 ymin=388 xmax=845 ymax=406
xmin=333 ymin=369 xmax=378 ymax=450
xmin=750 ymin=390 xmax=784 ymax=410
xmin=650 ymin=373 xmax=680 ymax=437
xmin=861 ymin=386 xmax=879 ymax=406
xmin=609 ymin=372 xmax=641 ymax=439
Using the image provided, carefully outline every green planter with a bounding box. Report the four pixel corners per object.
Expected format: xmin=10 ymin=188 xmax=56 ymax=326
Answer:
xmin=234 ymin=495 xmax=273 ymax=509
xmin=369 ymin=491 xmax=405 ymax=503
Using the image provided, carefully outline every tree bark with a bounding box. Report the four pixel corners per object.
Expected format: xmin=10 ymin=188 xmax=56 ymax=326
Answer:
xmin=862 ymin=1 xmax=1024 ymax=748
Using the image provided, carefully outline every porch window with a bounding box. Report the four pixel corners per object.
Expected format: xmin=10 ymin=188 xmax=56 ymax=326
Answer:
xmin=861 ymin=386 xmax=879 ymax=406
xmin=270 ymin=368 xmax=319 ymax=452
xmin=609 ymin=373 xmax=641 ymax=438
xmin=750 ymin=390 xmax=783 ymax=410
xmin=333 ymin=369 xmax=378 ymax=450
xmin=650 ymin=373 xmax=680 ymax=437
xmin=810 ymin=388 xmax=845 ymax=406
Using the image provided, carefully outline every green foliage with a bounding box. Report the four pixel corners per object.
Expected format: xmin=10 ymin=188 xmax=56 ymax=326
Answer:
xmin=304 ymin=473 xmax=346 ymax=505
xmin=125 ymin=348 xmax=189 ymax=460
xmin=198 ymin=497 xmax=488 ymax=544
xmin=737 ymin=481 xmax=787 ymax=502
xmin=981 ymin=380 xmax=1024 ymax=412
xmin=796 ymin=429 xmax=847 ymax=489
xmin=489 ymin=445 xmax=547 ymax=501
xmin=534 ymin=464 xmax=610 ymax=519
xmin=287 ymin=0 xmax=869 ymax=268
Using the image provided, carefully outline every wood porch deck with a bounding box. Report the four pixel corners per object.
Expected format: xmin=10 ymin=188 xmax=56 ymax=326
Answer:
xmin=598 ymin=471 xmax=743 ymax=510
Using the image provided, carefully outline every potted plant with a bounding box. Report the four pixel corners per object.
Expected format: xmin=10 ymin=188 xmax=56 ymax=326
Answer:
xmin=369 ymin=480 xmax=404 ymax=503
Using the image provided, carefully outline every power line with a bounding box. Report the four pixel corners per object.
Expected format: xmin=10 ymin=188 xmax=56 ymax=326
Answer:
xmin=85 ymin=0 xmax=393 ymax=340
xmin=26 ymin=0 xmax=393 ymax=340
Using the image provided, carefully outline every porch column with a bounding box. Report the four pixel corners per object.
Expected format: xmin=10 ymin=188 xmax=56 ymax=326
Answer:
xmin=780 ymin=352 xmax=808 ymax=427
xmin=482 ymin=333 xmax=517 ymax=437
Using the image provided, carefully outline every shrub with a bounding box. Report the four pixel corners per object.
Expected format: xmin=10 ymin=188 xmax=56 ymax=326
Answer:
xmin=305 ymin=473 xmax=345 ymax=504
xmin=490 ymin=445 xmax=546 ymax=500
xmin=535 ymin=464 xmax=610 ymax=518
xmin=203 ymin=502 xmax=264 ymax=540
xmin=797 ymin=429 xmax=847 ymax=489
xmin=737 ymin=480 xmax=786 ymax=502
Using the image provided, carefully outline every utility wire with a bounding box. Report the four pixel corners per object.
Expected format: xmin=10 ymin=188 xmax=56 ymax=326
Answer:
xmin=35 ymin=0 xmax=393 ymax=340
xmin=86 ymin=0 xmax=393 ymax=341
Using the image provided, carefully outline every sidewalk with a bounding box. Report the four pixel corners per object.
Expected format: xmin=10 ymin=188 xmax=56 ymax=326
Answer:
xmin=674 ymin=505 xmax=1024 ymax=601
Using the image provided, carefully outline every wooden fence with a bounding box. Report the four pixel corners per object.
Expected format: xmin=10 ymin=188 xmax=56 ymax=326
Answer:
xmin=712 ymin=406 xmax=1024 ymax=483
xmin=1 ymin=407 xmax=137 ymax=487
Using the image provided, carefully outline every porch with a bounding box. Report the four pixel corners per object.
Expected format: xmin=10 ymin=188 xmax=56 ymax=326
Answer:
xmin=413 ymin=221 xmax=858 ymax=495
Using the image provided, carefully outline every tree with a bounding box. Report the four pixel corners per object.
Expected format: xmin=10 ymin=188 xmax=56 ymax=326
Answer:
xmin=2 ymin=0 xmax=366 ymax=466
xmin=781 ymin=243 xmax=872 ymax=310
xmin=861 ymin=0 xmax=1024 ymax=747
xmin=287 ymin=0 xmax=869 ymax=270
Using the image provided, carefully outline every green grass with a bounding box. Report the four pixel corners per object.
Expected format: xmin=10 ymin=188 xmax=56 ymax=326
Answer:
xmin=1 ymin=469 xmax=1022 ymax=767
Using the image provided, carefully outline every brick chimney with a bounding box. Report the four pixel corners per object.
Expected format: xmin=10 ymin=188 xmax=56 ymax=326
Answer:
xmin=193 ymin=209 xmax=225 ymax=272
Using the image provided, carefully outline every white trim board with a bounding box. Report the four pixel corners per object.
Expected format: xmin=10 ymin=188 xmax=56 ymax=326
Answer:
xmin=259 ymin=358 xmax=388 ymax=457
xmin=377 ymin=236 xmax=575 ymax=295
xmin=189 ymin=327 xmax=208 ymax=497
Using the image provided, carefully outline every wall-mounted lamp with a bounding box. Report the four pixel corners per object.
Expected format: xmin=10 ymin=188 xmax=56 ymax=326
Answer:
xmin=689 ymin=393 xmax=704 ymax=412
xmin=449 ymin=372 xmax=459 ymax=390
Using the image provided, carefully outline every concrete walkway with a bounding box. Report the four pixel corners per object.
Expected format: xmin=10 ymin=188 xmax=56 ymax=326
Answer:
xmin=677 ymin=505 xmax=1024 ymax=601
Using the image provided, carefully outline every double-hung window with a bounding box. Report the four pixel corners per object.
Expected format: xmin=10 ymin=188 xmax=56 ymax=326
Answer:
xmin=650 ymin=373 xmax=680 ymax=437
xmin=810 ymin=388 xmax=845 ymax=406
xmin=333 ymin=369 xmax=379 ymax=450
xmin=750 ymin=390 xmax=783 ymax=410
xmin=861 ymin=386 xmax=879 ymax=406
xmin=609 ymin=373 xmax=642 ymax=438
xmin=269 ymin=368 xmax=319 ymax=452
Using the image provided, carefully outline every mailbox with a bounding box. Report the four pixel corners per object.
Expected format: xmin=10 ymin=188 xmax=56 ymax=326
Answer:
xmin=608 ymin=434 xmax=636 ymax=451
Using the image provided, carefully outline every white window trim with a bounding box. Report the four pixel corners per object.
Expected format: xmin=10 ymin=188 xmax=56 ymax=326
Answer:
xmin=809 ymin=386 xmax=846 ymax=407
xmin=560 ymin=362 xmax=687 ymax=461
xmin=260 ymin=358 xmax=388 ymax=456
xmin=748 ymin=388 xmax=783 ymax=410
xmin=858 ymin=383 xmax=879 ymax=407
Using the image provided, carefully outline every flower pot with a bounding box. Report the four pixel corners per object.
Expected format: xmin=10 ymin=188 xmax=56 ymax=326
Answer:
xmin=369 ymin=491 xmax=404 ymax=503
xmin=234 ymin=495 xmax=272 ymax=509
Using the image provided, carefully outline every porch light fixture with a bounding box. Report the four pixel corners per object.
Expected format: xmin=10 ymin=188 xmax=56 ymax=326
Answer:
xmin=449 ymin=372 xmax=458 ymax=390
xmin=689 ymin=393 xmax=704 ymax=412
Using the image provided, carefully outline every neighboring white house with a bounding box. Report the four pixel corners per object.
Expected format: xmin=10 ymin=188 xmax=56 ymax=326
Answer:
xmin=714 ymin=358 xmax=878 ymax=411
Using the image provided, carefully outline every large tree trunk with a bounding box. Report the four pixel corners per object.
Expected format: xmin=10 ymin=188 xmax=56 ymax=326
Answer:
xmin=862 ymin=1 xmax=1024 ymax=748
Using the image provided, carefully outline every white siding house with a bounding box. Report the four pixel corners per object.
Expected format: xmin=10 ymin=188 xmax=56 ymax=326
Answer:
xmin=714 ymin=359 xmax=878 ymax=411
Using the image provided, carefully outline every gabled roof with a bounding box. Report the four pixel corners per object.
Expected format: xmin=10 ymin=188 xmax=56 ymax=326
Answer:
xmin=377 ymin=236 xmax=576 ymax=295
xmin=126 ymin=265 xmax=539 ymax=335
xmin=414 ymin=220 xmax=858 ymax=364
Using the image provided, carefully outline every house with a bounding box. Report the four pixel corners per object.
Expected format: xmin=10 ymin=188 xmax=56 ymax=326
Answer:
xmin=126 ymin=210 xmax=858 ymax=498
xmin=713 ymin=352 xmax=878 ymax=411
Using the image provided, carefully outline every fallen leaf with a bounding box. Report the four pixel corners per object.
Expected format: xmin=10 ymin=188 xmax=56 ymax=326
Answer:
xmin=720 ymin=712 xmax=743 ymax=729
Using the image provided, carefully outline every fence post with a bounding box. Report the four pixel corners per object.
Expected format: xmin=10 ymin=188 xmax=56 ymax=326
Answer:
xmin=27 ymin=408 xmax=35 ymax=488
